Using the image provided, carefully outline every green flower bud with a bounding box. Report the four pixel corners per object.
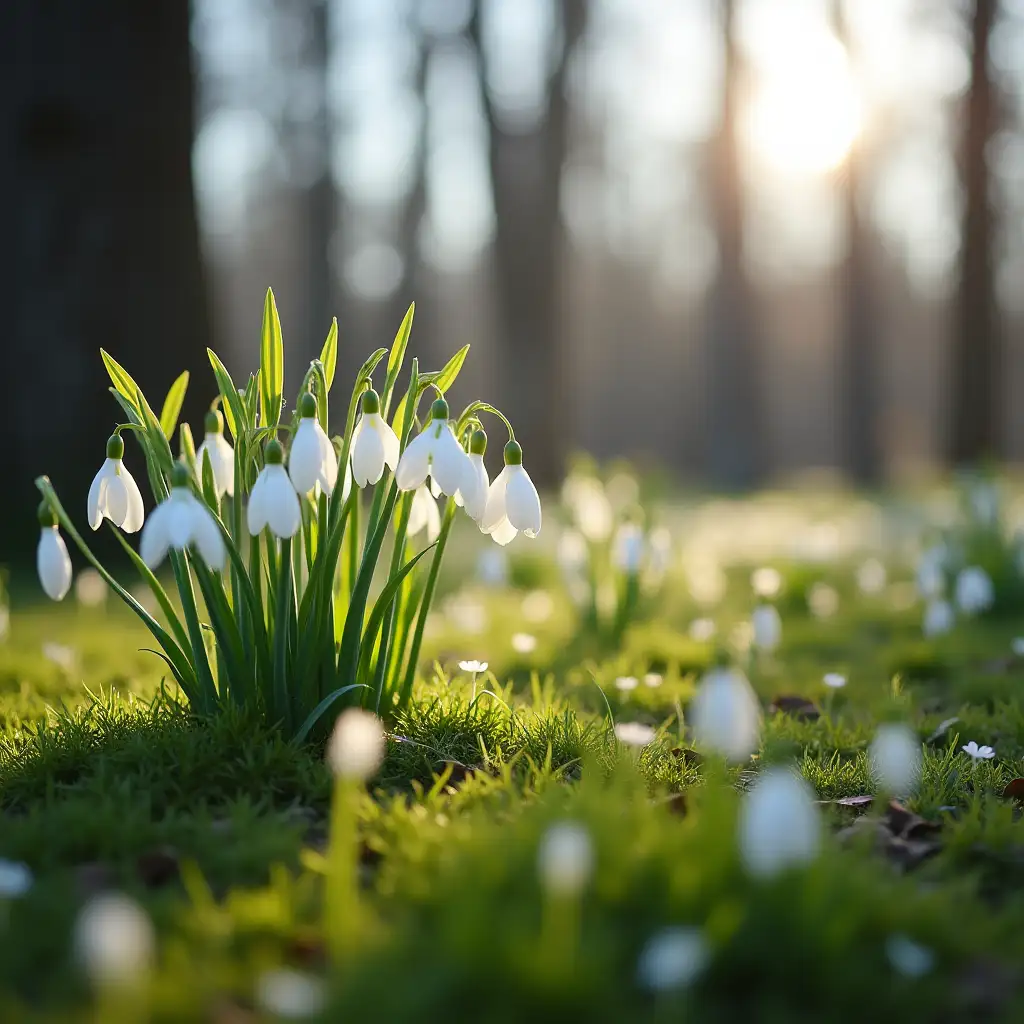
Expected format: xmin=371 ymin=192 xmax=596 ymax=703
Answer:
xmin=430 ymin=397 xmax=450 ymax=422
xmin=361 ymin=389 xmax=381 ymax=415
xmin=470 ymin=428 xmax=487 ymax=456
xmin=106 ymin=434 xmax=124 ymax=460
xmin=170 ymin=461 xmax=190 ymax=488
xmin=503 ymin=440 xmax=523 ymax=466
xmin=299 ymin=392 xmax=317 ymax=419
xmin=37 ymin=500 xmax=58 ymax=528
xmin=204 ymin=409 xmax=224 ymax=435
xmin=265 ymin=439 xmax=285 ymax=465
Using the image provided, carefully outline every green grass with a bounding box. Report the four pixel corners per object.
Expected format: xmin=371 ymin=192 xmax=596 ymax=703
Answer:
xmin=4 ymin=507 xmax=1024 ymax=1021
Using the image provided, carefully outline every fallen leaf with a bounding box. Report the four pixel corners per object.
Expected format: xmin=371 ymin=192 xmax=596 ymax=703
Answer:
xmin=1002 ymin=778 xmax=1024 ymax=801
xmin=836 ymin=794 xmax=874 ymax=808
xmin=768 ymin=695 xmax=821 ymax=721
xmin=669 ymin=747 xmax=704 ymax=767
xmin=926 ymin=716 xmax=959 ymax=744
xmin=885 ymin=800 xmax=941 ymax=840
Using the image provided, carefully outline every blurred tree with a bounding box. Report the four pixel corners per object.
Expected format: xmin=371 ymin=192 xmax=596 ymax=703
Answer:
xmin=834 ymin=0 xmax=882 ymax=485
xmin=950 ymin=0 xmax=1000 ymax=464
xmin=469 ymin=0 xmax=586 ymax=485
xmin=0 ymin=1 xmax=211 ymax=560
xmin=705 ymin=0 xmax=763 ymax=489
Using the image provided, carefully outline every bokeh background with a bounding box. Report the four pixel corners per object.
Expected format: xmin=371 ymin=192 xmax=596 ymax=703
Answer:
xmin=3 ymin=0 xmax=1022 ymax=556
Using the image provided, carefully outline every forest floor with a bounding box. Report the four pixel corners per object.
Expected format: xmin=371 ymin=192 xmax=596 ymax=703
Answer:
xmin=3 ymin=490 xmax=1024 ymax=1022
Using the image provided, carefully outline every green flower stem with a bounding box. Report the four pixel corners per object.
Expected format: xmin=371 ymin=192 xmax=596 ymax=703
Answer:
xmin=273 ymin=537 xmax=293 ymax=730
xmin=325 ymin=777 xmax=362 ymax=964
xmin=169 ymin=551 xmax=218 ymax=714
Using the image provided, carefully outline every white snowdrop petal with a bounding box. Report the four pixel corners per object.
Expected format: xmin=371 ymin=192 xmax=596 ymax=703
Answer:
xmin=87 ymin=465 xmax=106 ymax=530
xmin=490 ymin=516 xmax=518 ymax=546
xmin=380 ymin=417 xmax=400 ymax=470
xmin=120 ymin=468 xmax=145 ymax=533
xmin=351 ymin=416 xmax=386 ymax=487
xmin=266 ymin=466 xmax=302 ymax=538
xmin=869 ymin=724 xmax=922 ymax=795
xmin=459 ymin=455 xmax=488 ymax=522
xmin=637 ymin=928 xmax=710 ymax=992
xmin=37 ymin=528 xmax=73 ymax=601
xmin=246 ymin=472 xmax=270 ymax=535
xmin=739 ymin=768 xmax=821 ymax=878
xmin=165 ymin=497 xmax=195 ymax=550
xmin=140 ymin=503 xmax=172 ymax=568
xmin=430 ymin=428 xmax=469 ymax=497
xmin=192 ymin=503 xmax=226 ymax=570
xmin=538 ymin=822 xmax=593 ymax=895
xmin=316 ymin=423 xmax=339 ymax=493
xmin=104 ymin=472 xmax=130 ymax=529
xmin=212 ymin=434 xmax=235 ymax=496
xmin=481 ymin=467 xmax=511 ymax=534
xmin=288 ymin=420 xmax=323 ymax=495
xmin=395 ymin=430 xmax=432 ymax=491
xmin=75 ymin=893 xmax=154 ymax=987
xmin=505 ymin=465 xmax=542 ymax=537
xmin=691 ymin=667 xmax=761 ymax=761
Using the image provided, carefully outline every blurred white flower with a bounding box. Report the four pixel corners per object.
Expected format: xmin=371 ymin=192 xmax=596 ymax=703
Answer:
xmin=689 ymin=617 xmax=717 ymax=643
xmin=74 ymin=568 xmax=107 ymax=608
xmin=643 ymin=672 xmax=663 ymax=688
xmin=615 ymin=721 xmax=656 ymax=747
xmin=751 ymin=567 xmax=782 ymax=598
xmin=42 ymin=642 xmax=76 ymax=672
xmin=326 ymin=709 xmax=386 ymax=780
xmin=968 ymin=481 xmax=1000 ymax=526
xmin=37 ymin=526 xmax=73 ymax=602
xmin=521 ymin=589 xmax=554 ymax=622
xmin=256 ymin=969 xmax=327 ymax=1020
xmin=916 ymin=543 xmax=949 ymax=599
xmin=869 ymin=724 xmax=922 ymax=795
xmin=636 ymin=927 xmax=710 ymax=992
xmin=962 ymin=741 xmax=995 ymax=760
xmin=647 ymin=527 xmax=673 ymax=576
xmin=605 ymin=472 xmax=639 ymax=512
xmin=74 ymin=893 xmax=154 ymax=988
xmin=823 ymin=672 xmax=846 ymax=689
xmin=738 ymin=768 xmax=821 ymax=878
xmin=690 ymin=667 xmax=761 ymax=761
xmin=537 ymin=822 xmax=593 ymax=895
xmin=563 ymin=476 xmax=613 ymax=542
xmin=458 ymin=660 xmax=488 ymax=674
xmin=808 ymin=582 xmax=839 ymax=619
xmin=511 ymin=632 xmax=537 ymax=655
xmin=751 ymin=604 xmax=782 ymax=652
xmin=614 ymin=675 xmax=639 ymax=692
xmin=0 ymin=860 xmax=32 ymax=899
xmin=556 ymin=528 xmax=589 ymax=582
xmin=857 ymin=558 xmax=887 ymax=595
xmin=145 ymin=483 xmax=228 ymax=568
xmin=885 ymin=935 xmax=934 ymax=979
xmin=922 ymin=599 xmax=955 ymax=638
xmin=612 ymin=523 xmax=645 ymax=574
xmin=481 ymin=444 xmax=542 ymax=542
xmin=1012 ymin=637 xmax=1024 ymax=657
xmin=476 ymin=547 xmax=509 ymax=587
xmin=408 ymin=483 xmax=441 ymax=542
xmin=954 ymin=566 xmax=994 ymax=616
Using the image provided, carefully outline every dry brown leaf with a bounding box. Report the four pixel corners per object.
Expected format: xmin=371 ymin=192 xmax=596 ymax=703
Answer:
xmin=768 ymin=695 xmax=821 ymax=721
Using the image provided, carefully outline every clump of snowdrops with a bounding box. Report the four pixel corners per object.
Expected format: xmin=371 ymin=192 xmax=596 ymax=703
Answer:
xmin=34 ymin=292 xmax=541 ymax=739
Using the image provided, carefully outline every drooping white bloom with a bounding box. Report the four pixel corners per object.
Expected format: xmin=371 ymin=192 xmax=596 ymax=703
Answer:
xmin=87 ymin=434 xmax=145 ymax=533
xmin=962 ymin=741 xmax=995 ymax=760
xmin=256 ymin=969 xmax=327 ymax=1020
xmin=248 ymin=441 xmax=301 ymax=539
xmin=0 ymin=859 xmax=33 ymax=899
xmin=738 ymin=768 xmax=822 ymax=878
xmin=636 ymin=927 xmax=710 ymax=992
xmin=326 ymin=708 xmax=386 ymax=780
xmin=690 ymin=667 xmax=761 ymax=761
xmin=885 ymin=935 xmax=934 ymax=979
xmin=923 ymin=599 xmax=955 ymax=638
xmin=195 ymin=410 xmax=234 ymax=497
xmin=407 ymin=484 xmax=441 ymax=541
xmin=37 ymin=521 xmax=73 ymax=602
xmin=823 ymin=672 xmax=847 ymax=689
xmin=141 ymin=464 xmax=226 ymax=570
xmin=74 ymin=893 xmax=155 ymax=987
xmin=615 ymin=721 xmax=656 ymax=747
xmin=350 ymin=389 xmax=400 ymax=488
xmin=954 ymin=566 xmax=994 ymax=616
xmin=395 ymin=398 xmax=479 ymax=511
xmin=289 ymin=392 xmax=339 ymax=495
xmin=751 ymin=604 xmax=782 ymax=651
xmin=537 ymin=822 xmax=593 ymax=895
xmin=459 ymin=660 xmax=488 ymax=674
xmin=869 ymin=724 xmax=922 ymax=795
xmin=481 ymin=440 xmax=542 ymax=544
xmin=612 ymin=522 xmax=645 ymax=574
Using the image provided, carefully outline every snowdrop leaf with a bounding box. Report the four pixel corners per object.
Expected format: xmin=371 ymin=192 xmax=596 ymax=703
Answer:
xmin=159 ymin=371 xmax=189 ymax=439
xmin=293 ymin=684 xmax=370 ymax=745
xmin=179 ymin=423 xmax=197 ymax=479
xmin=207 ymin=350 xmax=246 ymax=444
xmin=200 ymin=450 xmax=218 ymax=509
xmin=260 ymin=287 xmax=284 ymax=429
xmin=433 ymin=344 xmax=470 ymax=395
xmin=100 ymin=349 xmax=142 ymax=418
xmin=135 ymin=387 xmax=174 ymax=475
xmin=382 ymin=303 xmax=415 ymax=414
xmin=319 ymin=317 xmax=338 ymax=392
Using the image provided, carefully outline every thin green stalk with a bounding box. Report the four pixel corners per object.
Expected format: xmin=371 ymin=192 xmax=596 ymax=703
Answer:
xmin=169 ymin=552 xmax=218 ymax=714
xmin=273 ymin=537 xmax=293 ymax=731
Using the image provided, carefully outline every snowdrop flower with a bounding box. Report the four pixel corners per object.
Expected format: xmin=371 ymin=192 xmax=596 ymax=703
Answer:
xmin=141 ymin=462 xmax=226 ymax=569
xmin=689 ymin=617 xmax=717 ymax=643
xmin=396 ymin=398 xmax=480 ymax=514
xmin=823 ymin=672 xmax=846 ymax=689
xmin=615 ymin=675 xmax=639 ymax=692
xmin=612 ymin=522 xmax=645 ymax=574
xmin=562 ymin=474 xmax=612 ymax=542
xmin=349 ymin=388 xmax=399 ymax=488
xmin=923 ymin=599 xmax=955 ymax=638
xmin=751 ymin=566 xmax=782 ymax=598
xmin=407 ymin=483 xmax=441 ymax=541
xmin=326 ymin=709 xmax=386 ymax=780
xmin=739 ymin=768 xmax=822 ymax=878
xmin=481 ymin=440 xmax=542 ymax=544
xmin=857 ymin=558 xmax=887 ymax=595
xmin=636 ymin=927 xmax=710 ymax=992
xmin=0 ymin=859 xmax=32 ymax=899
xmin=1012 ymin=637 xmax=1024 ymax=657
xmin=75 ymin=568 xmax=107 ymax=608
xmin=87 ymin=433 xmax=145 ymax=533
xmin=557 ymin=529 xmax=588 ymax=580
xmin=751 ymin=604 xmax=782 ymax=652
xmin=74 ymin=893 xmax=154 ymax=988
xmin=537 ymin=822 xmax=593 ymax=895
xmin=644 ymin=672 xmax=663 ymax=688
xmin=885 ymin=935 xmax=934 ymax=979
xmin=37 ymin=503 xmax=73 ymax=602
xmin=256 ymin=969 xmax=327 ymax=1020
xmin=690 ymin=667 xmax=761 ymax=761
xmin=248 ymin=439 xmax=301 ymax=539
xmin=512 ymin=632 xmax=537 ymax=655
xmin=195 ymin=409 xmax=234 ymax=497
xmin=289 ymin=392 xmax=339 ymax=495
xmin=808 ymin=582 xmax=839 ymax=619
xmin=459 ymin=660 xmax=488 ymax=674
xmin=869 ymin=724 xmax=922 ymax=795
xmin=962 ymin=741 xmax=995 ymax=760
xmin=454 ymin=429 xmax=489 ymax=522
xmin=954 ymin=566 xmax=994 ymax=616
xmin=615 ymin=721 xmax=656 ymax=747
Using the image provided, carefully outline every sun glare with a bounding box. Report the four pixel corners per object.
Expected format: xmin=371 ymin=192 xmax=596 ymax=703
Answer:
xmin=742 ymin=31 xmax=862 ymax=178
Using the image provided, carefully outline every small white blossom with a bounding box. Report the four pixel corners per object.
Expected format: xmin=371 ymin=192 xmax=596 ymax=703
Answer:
xmin=1012 ymin=637 xmax=1024 ymax=657
xmin=738 ymin=768 xmax=822 ymax=878
xmin=869 ymin=724 xmax=922 ymax=795
xmin=885 ymin=935 xmax=934 ymax=979
xmin=458 ymin=660 xmax=488 ymax=674
xmin=615 ymin=675 xmax=639 ymax=692
xmin=808 ymin=582 xmax=839 ymax=619
xmin=289 ymin=395 xmax=339 ymax=496
xmin=954 ymin=566 xmax=994 ymax=616
xmin=751 ymin=604 xmax=782 ymax=652
xmin=690 ymin=667 xmax=761 ymax=761
xmin=751 ymin=567 xmax=782 ymax=598
xmin=0 ymin=860 xmax=32 ymax=899
xmin=562 ymin=475 xmax=612 ymax=542
xmin=689 ymin=617 xmax=717 ymax=642
xmin=142 ymin=471 xmax=226 ymax=570
xmin=407 ymin=484 xmax=441 ymax=541
xmin=396 ymin=400 xmax=480 ymax=514
xmin=87 ymin=436 xmax=145 ymax=533
xmin=256 ymin=969 xmax=327 ymax=1020
xmin=74 ymin=893 xmax=154 ymax=988
xmin=537 ymin=822 xmax=593 ymax=895
xmin=916 ymin=544 xmax=948 ymax=599
xmin=481 ymin=442 xmax=542 ymax=544
xmin=636 ymin=927 xmax=710 ymax=992
xmin=923 ymin=599 xmax=955 ymax=638
xmin=454 ymin=437 xmax=489 ymax=522
xmin=615 ymin=721 xmax=656 ymax=747
xmin=857 ymin=558 xmax=887 ymax=595
xmin=195 ymin=411 xmax=235 ymax=497
xmin=643 ymin=672 xmax=663 ymax=688
xmin=823 ymin=672 xmax=846 ymax=689
xmin=962 ymin=741 xmax=995 ymax=760
xmin=75 ymin=569 xmax=107 ymax=608
xmin=248 ymin=444 xmax=302 ymax=540
xmin=326 ymin=709 xmax=386 ymax=780
xmin=511 ymin=632 xmax=537 ymax=655
xmin=37 ymin=526 xmax=73 ymax=602
xmin=350 ymin=390 xmax=400 ymax=488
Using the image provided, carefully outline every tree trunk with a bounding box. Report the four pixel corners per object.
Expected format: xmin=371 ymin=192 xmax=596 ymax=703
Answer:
xmin=705 ymin=0 xmax=762 ymax=490
xmin=0 ymin=1 xmax=211 ymax=561
xmin=950 ymin=0 xmax=999 ymax=465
